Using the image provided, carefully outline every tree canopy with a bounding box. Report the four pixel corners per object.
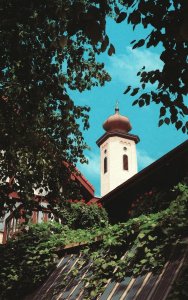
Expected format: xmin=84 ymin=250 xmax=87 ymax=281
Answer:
xmin=0 ymin=0 xmax=187 ymax=217
xmin=122 ymin=0 xmax=188 ymax=132
xmin=0 ymin=0 xmax=111 ymax=216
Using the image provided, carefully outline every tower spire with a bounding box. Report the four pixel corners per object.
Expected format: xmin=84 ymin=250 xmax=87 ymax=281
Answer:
xmin=115 ymin=101 xmax=119 ymax=114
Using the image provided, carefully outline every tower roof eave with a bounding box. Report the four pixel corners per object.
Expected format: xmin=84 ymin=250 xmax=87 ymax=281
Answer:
xmin=96 ymin=131 xmax=140 ymax=147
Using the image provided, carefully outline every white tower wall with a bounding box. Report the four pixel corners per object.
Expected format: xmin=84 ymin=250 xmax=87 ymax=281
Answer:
xmin=100 ymin=136 xmax=137 ymax=197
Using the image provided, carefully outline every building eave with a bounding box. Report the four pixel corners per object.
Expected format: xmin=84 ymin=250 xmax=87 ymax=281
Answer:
xmin=96 ymin=131 xmax=140 ymax=147
xmin=101 ymin=139 xmax=188 ymax=223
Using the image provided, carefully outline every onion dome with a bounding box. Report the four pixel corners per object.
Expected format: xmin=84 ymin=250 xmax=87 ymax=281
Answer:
xmin=103 ymin=105 xmax=132 ymax=133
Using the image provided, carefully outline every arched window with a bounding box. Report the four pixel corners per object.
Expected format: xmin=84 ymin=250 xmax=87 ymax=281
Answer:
xmin=104 ymin=157 xmax=107 ymax=173
xmin=123 ymin=154 xmax=128 ymax=170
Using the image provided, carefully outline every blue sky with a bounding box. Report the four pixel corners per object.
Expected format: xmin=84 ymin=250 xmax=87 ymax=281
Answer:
xmin=70 ymin=19 xmax=187 ymax=196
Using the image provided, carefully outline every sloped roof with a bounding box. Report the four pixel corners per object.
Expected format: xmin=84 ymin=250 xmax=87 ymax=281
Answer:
xmin=101 ymin=140 xmax=188 ymax=223
xmin=25 ymin=247 xmax=187 ymax=300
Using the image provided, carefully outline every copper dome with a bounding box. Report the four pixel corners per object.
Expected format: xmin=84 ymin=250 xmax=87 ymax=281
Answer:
xmin=103 ymin=107 xmax=132 ymax=133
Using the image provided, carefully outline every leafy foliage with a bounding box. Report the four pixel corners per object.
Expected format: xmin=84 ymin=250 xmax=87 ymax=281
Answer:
xmin=0 ymin=202 xmax=108 ymax=299
xmin=81 ymin=181 xmax=188 ymax=299
xmin=122 ymin=0 xmax=188 ymax=132
xmin=0 ymin=181 xmax=187 ymax=299
xmin=58 ymin=200 xmax=108 ymax=229
xmin=0 ymin=0 xmax=114 ymax=217
xmin=0 ymin=223 xmax=61 ymax=299
xmin=129 ymin=186 xmax=179 ymax=218
xmin=1 ymin=0 xmax=188 ymax=217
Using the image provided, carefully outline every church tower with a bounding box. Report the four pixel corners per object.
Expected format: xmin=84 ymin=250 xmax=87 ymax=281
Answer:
xmin=96 ymin=105 xmax=140 ymax=197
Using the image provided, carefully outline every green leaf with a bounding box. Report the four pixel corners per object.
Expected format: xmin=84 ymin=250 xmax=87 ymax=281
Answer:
xmin=138 ymin=233 xmax=145 ymax=239
xmin=127 ymin=252 xmax=135 ymax=258
xmin=123 ymin=86 xmax=131 ymax=94
xmin=164 ymin=117 xmax=170 ymax=125
xmin=160 ymin=107 xmax=166 ymax=117
xmin=116 ymin=12 xmax=127 ymax=23
xmin=140 ymin=259 xmax=147 ymax=264
xmin=139 ymin=100 xmax=145 ymax=107
xmin=132 ymin=39 xmax=145 ymax=49
xmin=101 ymin=35 xmax=109 ymax=52
xmin=148 ymin=235 xmax=156 ymax=241
xmin=132 ymin=100 xmax=138 ymax=106
xmin=131 ymin=88 xmax=139 ymax=96
xmin=175 ymin=120 xmax=183 ymax=130
xmin=108 ymin=44 xmax=115 ymax=56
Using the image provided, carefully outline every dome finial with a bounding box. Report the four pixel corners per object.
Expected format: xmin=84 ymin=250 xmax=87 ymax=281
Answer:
xmin=115 ymin=100 xmax=119 ymax=114
xmin=103 ymin=103 xmax=132 ymax=133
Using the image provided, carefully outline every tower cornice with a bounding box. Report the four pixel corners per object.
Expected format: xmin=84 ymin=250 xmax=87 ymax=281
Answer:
xmin=96 ymin=131 xmax=140 ymax=147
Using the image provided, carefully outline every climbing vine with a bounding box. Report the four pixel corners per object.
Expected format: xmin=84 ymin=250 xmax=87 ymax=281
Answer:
xmin=57 ymin=199 xmax=107 ymax=229
xmin=0 ymin=180 xmax=187 ymax=299
xmin=0 ymin=202 xmax=108 ymax=300
xmin=76 ymin=180 xmax=188 ymax=299
xmin=129 ymin=186 xmax=179 ymax=218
